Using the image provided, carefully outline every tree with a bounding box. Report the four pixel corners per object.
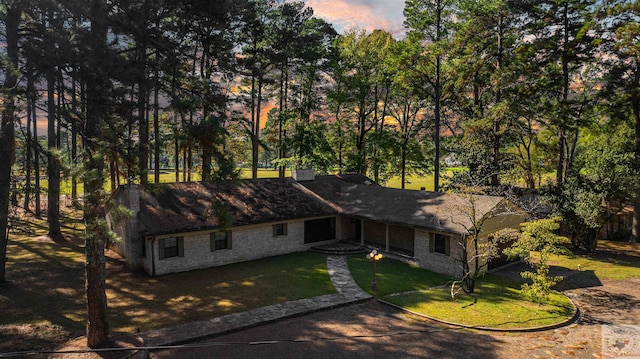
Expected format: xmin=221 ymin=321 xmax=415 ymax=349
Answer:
xmin=600 ymin=0 xmax=640 ymax=241
xmin=238 ymin=0 xmax=276 ymax=179
xmin=268 ymin=1 xmax=314 ymax=177
xmin=545 ymin=124 xmax=636 ymax=251
xmin=447 ymin=0 xmax=524 ymax=187
xmin=79 ymin=0 xmax=126 ymax=347
xmin=331 ymin=29 xmax=394 ymax=174
xmin=404 ymin=0 xmax=457 ymax=191
xmin=0 ymin=0 xmax=22 ymax=283
xmin=285 ymin=17 xmax=337 ymax=169
xmin=385 ymin=39 xmax=432 ymax=188
xmin=521 ymin=0 xmax=599 ymax=185
xmin=446 ymin=182 xmax=524 ymax=293
xmin=504 ymin=217 xmax=571 ymax=303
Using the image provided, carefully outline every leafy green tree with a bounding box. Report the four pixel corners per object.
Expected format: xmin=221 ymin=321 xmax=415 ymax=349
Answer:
xmin=447 ymin=0 xmax=524 ymax=187
xmin=520 ymin=0 xmax=599 ymax=185
xmin=331 ymin=29 xmax=394 ymax=174
xmin=268 ymin=1 xmax=313 ymax=177
xmin=447 ymin=183 xmax=524 ymax=294
xmin=238 ymin=0 xmax=277 ymax=179
xmin=504 ymin=217 xmax=571 ymax=303
xmin=81 ymin=0 xmax=114 ymax=347
xmin=404 ymin=0 xmax=457 ymax=191
xmin=385 ymin=39 xmax=433 ymax=188
xmin=600 ymin=0 xmax=640 ymax=241
xmin=546 ymin=124 xmax=636 ymax=251
xmin=285 ymin=16 xmax=337 ymax=169
xmin=0 ymin=0 xmax=22 ymax=283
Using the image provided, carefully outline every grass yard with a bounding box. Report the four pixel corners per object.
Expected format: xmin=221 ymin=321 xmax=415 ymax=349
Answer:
xmin=48 ymin=168 xmax=456 ymax=196
xmin=1 ymin=237 xmax=333 ymax=334
xmin=347 ymin=256 xmax=451 ymax=295
xmin=382 ymin=274 xmax=574 ymax=329
xmin=544 ymin=240 xmax=640 ymax=281
xmin=349 ymin=256 xmax=575 ymax=329
xmin=1 ymin=211 xmax=335 ymax=351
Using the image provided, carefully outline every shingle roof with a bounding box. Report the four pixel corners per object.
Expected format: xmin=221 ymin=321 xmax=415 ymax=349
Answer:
xmin=127 ymin=174 xmax=507 ymax=236
xmin=134 ymin=178 xmax=337 ymax=236
xmin=302 ymin=175 xmax=505 ymax=234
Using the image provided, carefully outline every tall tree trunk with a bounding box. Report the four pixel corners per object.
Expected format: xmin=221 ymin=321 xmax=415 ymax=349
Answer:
xmin=138 ymin=52 xmax=148 ymax=186
xmin=0 ymin=1 xmax=21 ymax=283
xmin=254 ymin=78 xmax=264 ymax=177
xmin=174 ymin=135 xmax=180 ymax=182
xmin=278 ymin=64 xmax=286 ymax=178
xmin=47 ymin=71 xmax=62 ymax=238
xmin=71 ymin=73 xmax=79 ymax=205
xmin=84 ymin=0 xmax=110 ymax=347
xmin=250 ymin=61 xmax=258 ymax=179
xmin=433 ymin=0 xmax=443 ymax=192
xmin=153 ymin=60 xmax=160 ymax=184
xmin=24 ymin=76 xmax=34 ymax=212
xmin=632 ymin=84 xmax=640 ymax=242
xmin=33 ymin=93 xmax=41 ymax=218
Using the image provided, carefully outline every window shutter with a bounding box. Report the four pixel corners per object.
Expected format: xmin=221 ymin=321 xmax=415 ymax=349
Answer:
xmin=429 ymin=234 xmax=435 ymax=253
xmin=445 ymin=236 xmax=451 ymax=256
xmin=227 ymin=230 xmax=232 ymax=249
xmin=178 ymin=237 xmax=184 ymax=257
xmin=209 ymin=233 xmax=215 ymax=252
xmin=273 ymin=225 xmax=277 ymax=237
xmin=283 ymin=224 xmax=288 ymax=235
xmin=158 ymin=239 xmax=165 ymax=260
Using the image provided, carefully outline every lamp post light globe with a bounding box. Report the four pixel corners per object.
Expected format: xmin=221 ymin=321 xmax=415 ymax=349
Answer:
xmin=367 ymin=249 xmax=382 ymax=290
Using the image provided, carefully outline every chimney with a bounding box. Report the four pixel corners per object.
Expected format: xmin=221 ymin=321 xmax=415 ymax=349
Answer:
xmin=127 ymin=183 xmax=140 ymax=214
xmin=291 ymin=168 xmax=315 ymax=182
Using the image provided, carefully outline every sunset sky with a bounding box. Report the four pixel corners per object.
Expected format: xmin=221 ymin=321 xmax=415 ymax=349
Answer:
xmin=302 ymin=0 xmax=407 ymax=38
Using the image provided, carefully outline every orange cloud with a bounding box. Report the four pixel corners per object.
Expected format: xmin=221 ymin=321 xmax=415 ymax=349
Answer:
xmin=304 ymin=0 xmax=406 ymax=38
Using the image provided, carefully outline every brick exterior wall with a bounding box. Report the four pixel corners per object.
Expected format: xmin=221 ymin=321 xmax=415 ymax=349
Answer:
xmin=151 ymin=218 xmax=337 ymax=276
xmin=364 ymin=220 xmax=386 ymax=247
xmin=108 ymin=184 xmax=144 ymax=270
xmin=414 ymin=229 xmax=462 ymax=277
xmin=389 ymin=225 xmax=414 ymax=253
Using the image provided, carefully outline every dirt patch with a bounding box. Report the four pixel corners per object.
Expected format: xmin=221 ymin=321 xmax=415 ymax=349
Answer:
xmin=0 ymin=323 xmax=71 ymax=353
xmin=46 ymin=332 xmax=145 ymax=359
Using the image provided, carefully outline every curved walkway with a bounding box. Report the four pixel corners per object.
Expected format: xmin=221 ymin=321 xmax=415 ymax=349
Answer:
xmin=140 ymin=255 xmax=371 ymax=347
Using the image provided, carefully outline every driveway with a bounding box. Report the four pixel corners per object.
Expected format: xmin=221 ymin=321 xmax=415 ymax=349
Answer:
xmin=149 ymin=300 xmax=606 ymax=359
xmin=151 ymin=269 xmax=640 ymax=358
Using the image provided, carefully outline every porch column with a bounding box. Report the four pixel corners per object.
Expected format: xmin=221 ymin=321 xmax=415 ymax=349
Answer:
xmin=385 ymin=224 xmax=389 ymax=252
xmin=360 ymin=220 xmax=365 ymax=245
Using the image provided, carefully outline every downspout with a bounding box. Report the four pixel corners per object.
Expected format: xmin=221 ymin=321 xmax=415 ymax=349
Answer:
xmin=385 ymin=224 xmax=389 ymax=252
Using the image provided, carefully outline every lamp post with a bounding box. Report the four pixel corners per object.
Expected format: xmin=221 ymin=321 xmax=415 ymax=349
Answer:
xmin=366 ymin=249 xmax=383 ymax=290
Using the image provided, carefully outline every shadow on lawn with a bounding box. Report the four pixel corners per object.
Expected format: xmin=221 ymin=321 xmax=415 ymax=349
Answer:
xmin=553 ymin=269 xmax=603 ymax=291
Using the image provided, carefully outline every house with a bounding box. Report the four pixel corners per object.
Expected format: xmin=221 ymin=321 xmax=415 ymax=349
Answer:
xmin=107 ymin=172 xmax=525 ymax=276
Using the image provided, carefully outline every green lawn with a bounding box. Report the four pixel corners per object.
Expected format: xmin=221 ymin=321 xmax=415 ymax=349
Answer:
xmin=348 ymin=256 xmax=451 ymax=295
xmin=543 ymin=240 xmax=640 ymax=281
xmin=349 ymin=256 xmax=574 ymax=329
xmin=48 ymin=168 xmax=452 ymax=196
xmin=383 ymin=274 xmax=574 ymax=329
xmin=2 ymin=215 xmax=334 ymax=334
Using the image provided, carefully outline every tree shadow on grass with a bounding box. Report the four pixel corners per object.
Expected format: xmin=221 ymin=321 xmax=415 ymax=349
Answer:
xmin=553 ymin=269 xmax=602 ymax=291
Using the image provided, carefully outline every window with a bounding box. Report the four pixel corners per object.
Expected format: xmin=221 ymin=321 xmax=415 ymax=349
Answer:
xmin=141 ymin=236 xmax=148 ymax=258
xmin=273 ymin=223 xmax=288 ymax=237
xmin=159 ymin=236 xmax=184 ymax=259
xmin=304 ymin=218 xmax=336 ymax=244
xmin=430 ymin=233 xmax=450 ymax=256
xmin=210 ymin=231 xmax=232 ymax=251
